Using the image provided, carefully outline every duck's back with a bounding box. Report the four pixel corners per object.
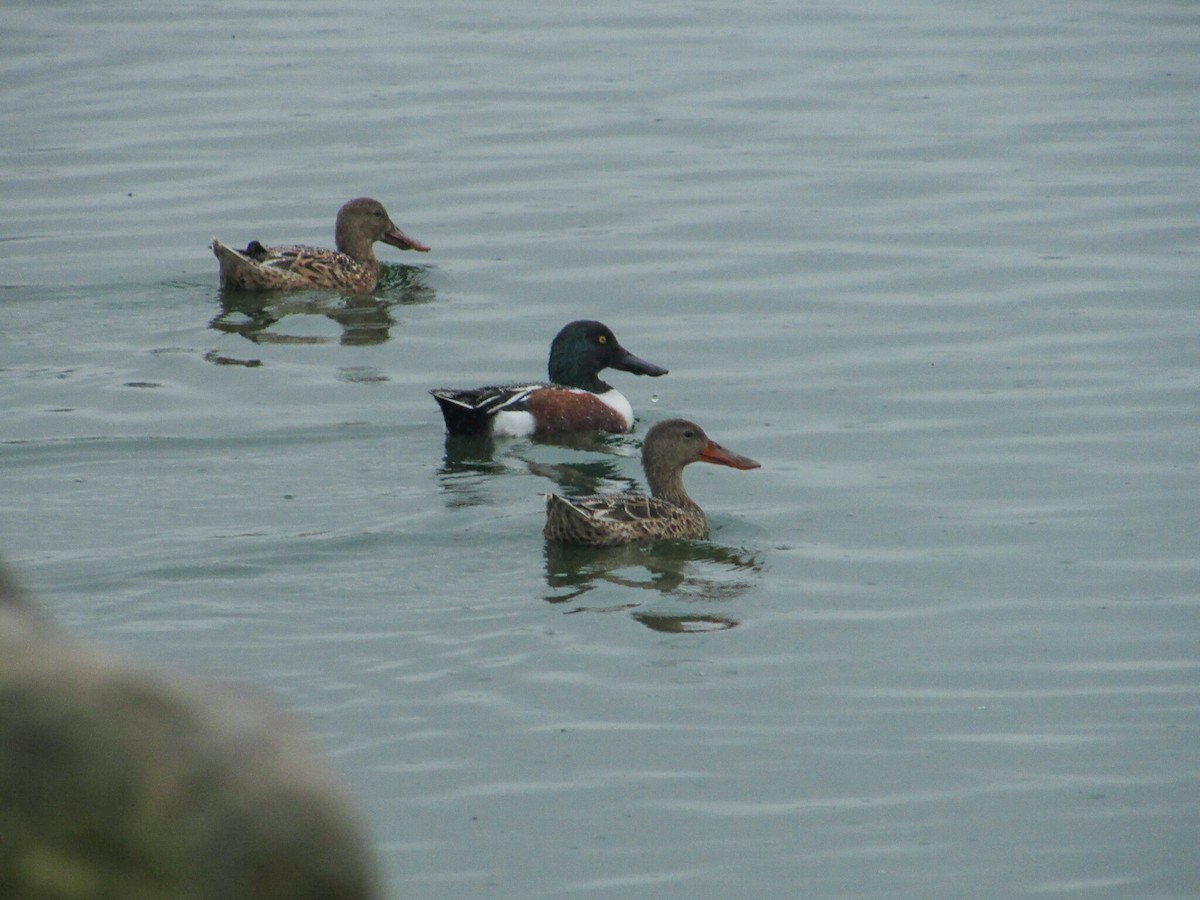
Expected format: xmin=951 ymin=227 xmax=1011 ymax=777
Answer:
xmin=212 ymin=240 xmax=376 ymax=293
xmin=543 ymin=493 xmax=707 ymax=546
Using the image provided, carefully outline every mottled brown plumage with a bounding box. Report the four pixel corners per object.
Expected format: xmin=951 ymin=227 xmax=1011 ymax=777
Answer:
xmin=543 ymin=418 xmax=760 ymax=546
xmin=212 ymin=197 xmax=429 ymax=294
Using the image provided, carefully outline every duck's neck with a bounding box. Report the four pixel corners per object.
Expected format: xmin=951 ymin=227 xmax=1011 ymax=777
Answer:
xmin=335 ymin=226 xmax=378 ymax=267
xmin=644 ymin=459 xmax=697 ymax=510
xmin=549 ymin=357 xmax=609 ymax=392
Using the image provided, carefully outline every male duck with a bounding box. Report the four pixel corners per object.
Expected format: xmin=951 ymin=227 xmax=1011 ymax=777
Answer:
xmin=543 ymin=418 xmax=760 ymax=546
xmin=430 ymin=320 xmax=668 ymax=437
xmin=212 ymin=197 xmax=429 ymax=294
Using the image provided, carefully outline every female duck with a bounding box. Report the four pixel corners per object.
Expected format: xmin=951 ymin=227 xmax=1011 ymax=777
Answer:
xmin=212 ymin=197 xmax=429 ymax=294
xmin=544 ymin=418 xmax=760 ymax=545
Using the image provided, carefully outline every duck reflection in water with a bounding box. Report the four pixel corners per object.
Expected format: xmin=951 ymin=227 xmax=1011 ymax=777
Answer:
xmin=436 ymin=431 xmax=638 ymax=510
xmin=542 ymin=539 xmax=764 ymax=632
xmin=208 ymin=264 xmax=435 ymax=354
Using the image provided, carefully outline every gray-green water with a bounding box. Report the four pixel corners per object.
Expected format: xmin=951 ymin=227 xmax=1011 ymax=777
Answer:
xmin=3 ymin=1 xmax=1198 ymax=897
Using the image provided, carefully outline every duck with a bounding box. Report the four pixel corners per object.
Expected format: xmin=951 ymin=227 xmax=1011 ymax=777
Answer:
xmin=543 ymin=418 xmax=760 ymax=545
xmin=430 ymin=320 xmax=668 ymax=437
xmin=211 ymin=197 xmax=429 ymax=294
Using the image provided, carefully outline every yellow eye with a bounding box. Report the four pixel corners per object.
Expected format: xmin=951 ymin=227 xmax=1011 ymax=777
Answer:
xmin=598 ymin=335 xmax=607 ymax=344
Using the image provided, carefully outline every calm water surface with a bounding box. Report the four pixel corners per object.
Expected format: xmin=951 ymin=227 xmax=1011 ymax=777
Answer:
xmin=2 ymin=1 xmax=1198 ymax=897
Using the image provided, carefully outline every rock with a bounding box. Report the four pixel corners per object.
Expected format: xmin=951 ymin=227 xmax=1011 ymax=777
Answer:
xmin=0 ymin=566 xmax=380 ymax=900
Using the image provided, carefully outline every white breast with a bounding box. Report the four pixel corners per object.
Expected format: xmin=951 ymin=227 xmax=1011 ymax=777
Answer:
xmin=595 ymin=389 xmax=634 ymax=429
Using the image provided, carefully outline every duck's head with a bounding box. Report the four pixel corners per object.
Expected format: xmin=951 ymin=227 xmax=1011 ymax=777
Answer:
xmin=336 ymin=197 xmax=430 ymax=255
xmin=642 ymin=419 xmax=761 ymax=475
xmin=547 ymin=320 xmax=668 ymax=391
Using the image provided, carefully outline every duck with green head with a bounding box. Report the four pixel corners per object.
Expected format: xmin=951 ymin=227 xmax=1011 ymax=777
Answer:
xmin=430 ymin=320 xmax=668 ymax=437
